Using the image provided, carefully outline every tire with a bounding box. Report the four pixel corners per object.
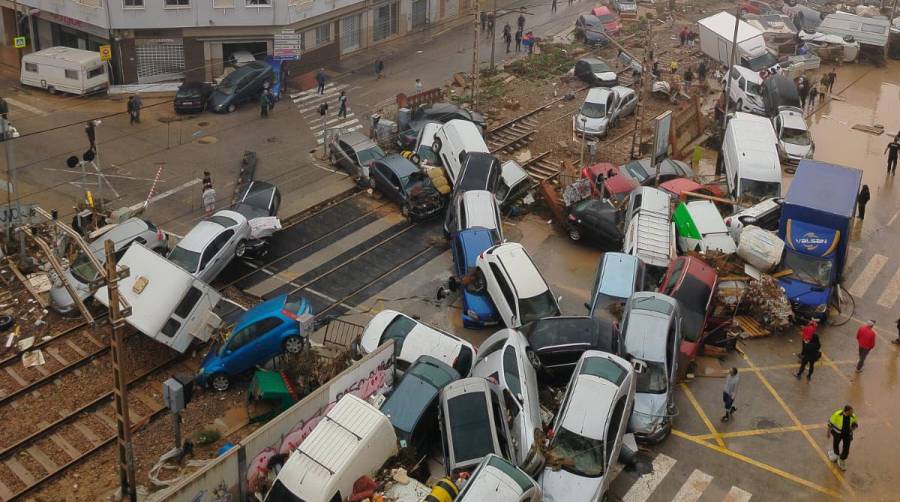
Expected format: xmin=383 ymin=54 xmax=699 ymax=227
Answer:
xmin=0 ymin=315 xmax=14 ymax=332
xmin=283 ymin=336 xmax=305 ymax=355
xmin=401 ymin=204 xmax=412 ymax=219
xmin=568 ymin=227 xmax=582 ymax=241
xmin=211 ymin=373 xmax=230 ymax=392
xmin=736 ymin=99 xmax=743 ymax=112
xmin=47 ymin=86 xmax=56 ymax=95
xmin=227 ymin=104 xmax=236 ymax=113
xmin=235 ymin=240 xmax=247 ymax=258
xmin=432 ymin=137 xmax=442 ymax=153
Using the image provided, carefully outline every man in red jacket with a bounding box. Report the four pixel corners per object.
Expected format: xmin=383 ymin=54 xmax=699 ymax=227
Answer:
xmin=856 ymin=320 xmax=876 ymax=372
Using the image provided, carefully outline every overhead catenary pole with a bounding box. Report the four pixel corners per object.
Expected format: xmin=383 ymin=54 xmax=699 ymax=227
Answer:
xmin=489 ymin=0 xmax=498 ymax=71
xmin=718 ymin=0 xmax=742 ymax=175
xmin=3 ymin=119 xmax=24 ymax=258
xmin=12 ymin=0 xmax=21 ymax=64
xmin=471 ymin=0 xmax=481 ymax=108
xmin=629 ymin=21 xmax=654 ymax=160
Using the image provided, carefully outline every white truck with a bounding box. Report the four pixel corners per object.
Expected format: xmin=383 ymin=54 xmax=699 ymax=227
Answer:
xmin=698 ymin=12 xmax=778 ymax=71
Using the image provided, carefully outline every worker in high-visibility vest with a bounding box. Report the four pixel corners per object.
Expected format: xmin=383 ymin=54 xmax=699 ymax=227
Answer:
xmin=827 ymin=405 xmax=858 ymax=471
xmin=423 ymin=476 xmax=460 ymax=502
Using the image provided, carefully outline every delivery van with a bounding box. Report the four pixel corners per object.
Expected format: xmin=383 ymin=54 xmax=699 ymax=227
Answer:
xmin=719 ymin=112 xmax=782 ymax=203
xmin=20 ymin=46 xmax=109 ymax=95
xmin=433 ymin=120 xmax=490 ymax=185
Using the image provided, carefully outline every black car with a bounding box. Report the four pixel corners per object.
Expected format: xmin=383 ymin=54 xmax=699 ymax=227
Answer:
xmin=574 ymin=15 xmax=609 ymax=47
xmin=231 ymin=180 xmax=281 ymax=220
xmin=209 ymin=61 xmax=274 ymax=113
xmin=573 ymin=57 xmax=618 ymax=87
xmin=174 ymin=82 xmax=214 ymax=114
xmin=521 ymin=316 xmax=622 ymax=382
xmin=566 ymin=198 xmax=623 ymax=246
xmin=761 ymin=74 xmax=801 ymax=118
xmin=444 ymin=152 xmax=502 ymax=235
xmin=398 ymin=103 xmax=486 ymax=150
xmin=370 ymin=154 xmax=445 ymax=220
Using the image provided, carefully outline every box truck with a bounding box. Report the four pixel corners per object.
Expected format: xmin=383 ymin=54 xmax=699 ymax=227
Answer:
xmin=698 ymin=12 xmax=778 ymax=71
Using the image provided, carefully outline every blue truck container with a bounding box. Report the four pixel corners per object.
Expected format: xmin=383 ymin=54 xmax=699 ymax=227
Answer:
xmin=778 ymin=160 xmax=862 ymax=319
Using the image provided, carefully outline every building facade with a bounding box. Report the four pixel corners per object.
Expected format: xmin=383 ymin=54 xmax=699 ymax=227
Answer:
xmin=0 ymin=0 xmax=471 ymax=83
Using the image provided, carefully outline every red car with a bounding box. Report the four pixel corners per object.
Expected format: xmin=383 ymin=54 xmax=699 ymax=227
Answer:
xmin=591 ymin=6 xmax=621 ymax=35
xmin=580 ymin=162 xmax=638 ymax=202
xmin=658 ymin=256 xmax=718 ymax=360
xmin=740 ymin=0 xmax=776 ymax=15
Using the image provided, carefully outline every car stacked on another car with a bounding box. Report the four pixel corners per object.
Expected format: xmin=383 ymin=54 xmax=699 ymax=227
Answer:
xmin=398 ymin=102 xmax=486 ymax=150
xmin=369 ymin=154 xmax=445 ymax=220
xmin=619 ymin=158 xmax=695 ymax=187
xmin=439 ymin=377 xmax=514 ymax=475
xmin=522 ymin=316 xmax=622 ymax=382
xmin=565 ymin=197 xmax=623 ymax=246
xmin=587 ymin=252 xmax=647 ymax=323
xmin=451 ymin=228 xmax=502 ymax=328
xmin=659 ymin=256 xmax=719 ymax=360
xmin=328 ymin=130 xmax=386 ymax=180
xmin=476 ymin=242 xmax=561 ymax=329
xmin=209 ymin=61 xmax=274 ymax=113
xmin=456 ymin=454 xmax=542 ymax=502
xmin=167 ymin=210 xmax=252 ymax=283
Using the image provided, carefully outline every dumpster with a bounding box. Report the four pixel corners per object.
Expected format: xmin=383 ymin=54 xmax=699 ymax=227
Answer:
xmin=247 ymin=370 xmax=300 ymax=424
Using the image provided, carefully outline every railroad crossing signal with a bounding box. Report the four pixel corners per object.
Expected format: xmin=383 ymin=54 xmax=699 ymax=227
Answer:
xmin=13 ymin=36 xmax=25 ymax=49
xmin=99 ymin=45 xmax=112 ymax=61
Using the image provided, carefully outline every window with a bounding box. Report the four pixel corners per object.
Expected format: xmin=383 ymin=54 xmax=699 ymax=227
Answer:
xmin=316 ymin=24 xmax=331 ymax=46
xmin=65 ymin=69 xmax=79 ymax=80
xmin=213 ymin=0 xmax=234 ymax=7
xmin=165 ymin=0 xmax=190 ymax=7
xmin=502 ymin=346 xmax=521 ymax=396
xmin=87 ymin=66 xmax=105 ymax=78
xmin=373 ymin=1 xmax=399 ymax=41
xmin=489 ymin=263 xmax=516 ymax=314
xmin=25 ymin=62 xmax=38 ymax=72
xmin=174 ymin=287 xmax=202 ymax=318
xmin=246 ymin=0 xmax=270 ymax=5
xmin=123 ymin=0 xmax=144 ymax=8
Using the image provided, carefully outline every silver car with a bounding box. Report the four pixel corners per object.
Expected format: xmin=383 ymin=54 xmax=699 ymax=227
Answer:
xmin=574 ymin=86 xmax=637 ymax=138
xmin=167 ymin=210 xmax=251 ymax=283
xmin=439 ymin=377 xmax=514 ymax=475
xmin=620 ymin=292 xmax=682 ymax=443
xmin=49 ymin=218 xmax=168 ymax=313
xmin=471 ymin=329 xmax=544 ymax=475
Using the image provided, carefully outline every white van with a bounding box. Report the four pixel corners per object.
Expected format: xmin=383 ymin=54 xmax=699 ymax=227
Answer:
xmin=674 ymin=201 xmax=737 ymax=254
xmin=265 ymin=394 xmax=398 ymax=502
xmin=21 ymin=47 xmax=109 ymax=95
xmin=724 ymin=65 xmax=765 ymax=115
xmin=622 ymin=186 xmax=676 ymax=276
xmin=433 ymin=119 xmax=490 ymax=185
xmin=720 ymin=112 xmax=782 ymax=203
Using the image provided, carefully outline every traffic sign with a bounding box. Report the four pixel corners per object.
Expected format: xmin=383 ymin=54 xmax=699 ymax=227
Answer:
xmin=13 ymin=36 xmax=25 ymax=49
xmin=99 ymin=45 xmax=112 ymax=61
xmin=273 ymin=30 xmax=301 ymax=61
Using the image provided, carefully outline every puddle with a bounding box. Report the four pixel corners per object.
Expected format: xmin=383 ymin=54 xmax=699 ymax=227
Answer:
xmin=198 ymin=136 xmax=218 ymax=144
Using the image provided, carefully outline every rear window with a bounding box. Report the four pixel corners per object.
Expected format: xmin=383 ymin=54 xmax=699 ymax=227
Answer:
xmin=266 ymin=479 xmax=305 ymax=502
xmin=486 ymin=455 xmax=532 ymax=491
xmin=379 ymin=315 xmax=417 ymax=349
xmin=579 ymin=356 xmax=627 ymax=385
xmin=448 ymin=392 xmax=493 ymax=463
xmin=411 ymin=360 xmax=456 ymax=388
xmin=524 ymin=318 xmax=596 ymax=347
xmin=173 ymin=287 xmax=203 ymax=318
xmin=208 ymin=215 xmax=238 ymax=227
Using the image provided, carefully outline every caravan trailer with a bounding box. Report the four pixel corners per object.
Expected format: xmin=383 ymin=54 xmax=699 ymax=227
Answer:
xmin=20 ymin=46 xmax=109 ymax=95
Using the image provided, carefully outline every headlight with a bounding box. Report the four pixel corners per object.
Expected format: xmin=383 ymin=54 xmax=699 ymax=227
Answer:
xmin=467 ymin=309 xmax=480 ymax=320
xmin=815 ymin=304 xmax=827 ymax=314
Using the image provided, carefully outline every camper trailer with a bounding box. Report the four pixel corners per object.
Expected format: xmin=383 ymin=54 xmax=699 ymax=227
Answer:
xmin=20 ymin=47 xmax=109 ymax=95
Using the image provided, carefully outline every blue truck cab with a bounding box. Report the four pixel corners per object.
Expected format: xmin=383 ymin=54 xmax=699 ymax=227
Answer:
xmin=778 ymin=161 xmax=861 ymax=319
xmin=450 ymin=228 xmax=500 ymax=328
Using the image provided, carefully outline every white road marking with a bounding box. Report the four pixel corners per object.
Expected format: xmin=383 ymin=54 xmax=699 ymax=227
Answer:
xmin=722 ymin=486 xmax=753 ymax=502
xmin=42 ymin=167 xmax=158 ymax=181
xmin=316 ymin=125 xmax=363 ymax=144
xmin=621 ymin=453 xmax=676 ymax=502
xmin=845 ymin=246 xmax=862 ymax=269
xmin=5 ymin=97 xmax=47 ymax=116
xmin=671 ymin=469 xmax=713 ymax=502
xmin=877 ymin=267 xmax=900 ymax=308
xmin=309 ymin=113 xmax=357 ymax=129
xmin=123 ymin=178 xmax=201 ymax=212
xmin=290 ymin=82 xmax=343 ymax=101
xmin=887 ymin=208 xmax=900 ymax=227
xmin=848 ymin=254 xmax=888 ymax=298
xmin=314 ymin=119 xmax=361 ymax=135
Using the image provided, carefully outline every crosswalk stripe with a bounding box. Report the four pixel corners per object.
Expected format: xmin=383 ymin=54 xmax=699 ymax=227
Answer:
xmin=295 ymin=89 xmax=349 ymax=110
xmin=671 ymin=469 xmax=713 ymax=502
xmin=876 ymin=267 xmax=900 ymax=308
xmin=314 ymin=113 xmax=357 ymax=128
xmin=621 ymin=453 xmax=676 ymax=502
xmin=845 ymin=246 xmax=862 ymax=269
xmin=847 ymin=254 xmax=888 ymax=297
xmin=292 ymin=88 xmax=346 ymax=106
xmin=315 ymin=125 xmax=363 ymax=144
xmin=723 ymin=486 xmax=753 ymax=502
xmin=290 ymin=82 xmax=341 ymax=100
xmin=314 ymin=119 xmax=361 ymax=135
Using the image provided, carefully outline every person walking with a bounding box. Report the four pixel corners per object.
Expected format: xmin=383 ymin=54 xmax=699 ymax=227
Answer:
xmin=721 ymin=367 xmax=739 ymax=422
xmin=202 ymin=184 xmax=217 ymax=215
xmin=798 ymin=318 xmax=818 ymax=357
xmin=808 ymin=85 xmax=818 ymax=110
xmin=855 ymin=319 xmax=876 ymax=372
xmin=202 ymin=171 xmax=213 ymax=190
xmin=679 ymin=27 xmax=687 ymax=46
xmin=856 ymin=185 xmax=870 ymax=220
xmin=375 ymin=59 xmax=385 ymax=79
xmin=683 ymin=67 xmax=694 ymax=93
xmin=698 ymin=60 xmax=707 ymax=84
xmin=893 ymin=317 xmax=900 ymax=345
xmin=315 ymin=68 xmax=326 ymax=95
xmin=517 ymin=12 xmax=526 ymax=31
xmin=480 ymin=10 xmax=487 ymax=31
xmin=515 ymin=29 xmax=523 ymax=53
xmin=0 ymin=96 xmax=7 ymax=120
xmin=828 ymin=68 xmax=837 ymax=93
xmin=820 ymin=73 xmax=830 ymax=95
xmin=337 ymin=90 xmax=348 ymax=119
xmin=259 ymin=91 xmax=269 ymax=118
xmin=503 ymin=24 xmax=512 ymax=53
xmin=552 ymin=0 xmax=558 ymax=13
xmin=415 ymin=78 xmax=424 ymax=94
xmin=798 ymin=80 xmax=809 ymax=108
xmin=884 ymin=136 xmax=899 ymax=175
xmin=827 ymin=405 xmax=858 ymax=470
xmin=487 ymin=13 xmax=495 ymax=37
xmin=132 ymin=94 xmax=142 ymax=123
xmin=85 ymin=120 xmax=96 ymax=152
xmin=796 ymin=331 xmax=821 ymax=380
xmin=127 ymin=96 xmax=137 ymax=125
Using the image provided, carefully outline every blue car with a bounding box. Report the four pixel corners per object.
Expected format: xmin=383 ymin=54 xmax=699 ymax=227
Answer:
xmin=199 ymin=294 xmax=313 ymax=391
xmin=450 ymin=228 xmax=500 ymax=328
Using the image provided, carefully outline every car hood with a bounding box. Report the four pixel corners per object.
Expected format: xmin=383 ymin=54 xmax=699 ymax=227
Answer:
xmin=577 ymin=114 xmax=610 ymax=132
xmin=540 ymin=466 xmax=602 ymax=502
xmin=630 ymin=392 xmax=668 ymax=433
xmin=594 ymin=71 xmax=617 ymax=81
xmin=778 ymin=277 xmax=830 ymax=307
xmin=200 ymin=339 xmax=224 ymax=373
xmin=208 ymin=91 xmax=232 ymax=109
xmin=780 ymin=141 xmax=813 ymax=159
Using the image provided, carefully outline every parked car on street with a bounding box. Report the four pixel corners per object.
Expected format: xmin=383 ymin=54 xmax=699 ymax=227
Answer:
xmin=575 ymin=15 xmax=610 ymax=47
xmin=573 ymin=57 xmax=617 ymax=86
xmin=174 ymin=81 xmax=214 ymax=114
xmin=439 ymin=377 xmax=514 ymax=475
xmin=457 ymin=454 xmax=542 ymax=502
xmin=369 ymin=154 xmax=444 ymax=220
xmin=476 ymin=242 xmax=561 ymax=328
xmin=591 ymin=6 xmax=622 ymax=35
xmin=620 ymin=292 xmax=682 ymax=443
xmin=328 ymin=130 xmax=386 ymax=179
xmin=209 ymin=61 xmax=274 ymax=113
xmin=398 ymin=102 xmax=486 ymax=150
xmin=566 ymin=197 xmax=623 ymax=246
xmin=587 ymin=252 xmax=647 ymax=323
xmin=167 ymin=210 xmax=252 ymax=283
xmin=522 ymin=316 xmax=622 ymax=382
xmin=380 ymin=356 xmax=460 ymax=453
xmin=451 ymin=228 xmax=502 ymax=328
xmin=472 ymin=329 xmax=544 ymax=475
xmin=659 ymin=256 xmax=718 ymax=360
xmin=198 ymin=294 xmax=312 ymax=391
xmin=574 ymin=86 xmax=637 ymax=138
xmin=619 ymin=158 xmax=694 ymax=186
xmin=355 ymin=309 xmax=476 ymax=375
xmin=539 ymin=350 xmax=635 ymax=502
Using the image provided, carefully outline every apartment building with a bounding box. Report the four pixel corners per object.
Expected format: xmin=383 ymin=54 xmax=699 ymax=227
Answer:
xmin=0 ymin=0 xmax=472 ymax=84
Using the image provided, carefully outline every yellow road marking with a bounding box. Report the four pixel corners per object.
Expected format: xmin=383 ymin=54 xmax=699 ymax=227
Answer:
xmin=734 ymin=357 xmax=885 ymax=374
xmin=740 ymin=352 xmax=853 ymax=495
xmin=691 ymin=423 xmax=827 ymax=441
xmin=819 ymin=352 xmax=853 ymax=386
xmin=672 ymin=430 xmax=843 ymax=499
xmin=680 ymin=383 xmax=726 ymax=448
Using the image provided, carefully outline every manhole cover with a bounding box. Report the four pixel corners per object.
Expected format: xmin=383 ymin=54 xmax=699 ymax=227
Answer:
xmin=266 ymin=137 xmax=279 ymax=143
xmin=198 ymin=121 xmax=209 ymax=127
xmin=198 ymin=136 xmax=218 ymax=144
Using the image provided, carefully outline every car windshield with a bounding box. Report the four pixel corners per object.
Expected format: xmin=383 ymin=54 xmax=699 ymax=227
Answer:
xmin=782 ymin=127 xmax=811 ymax=146
xmin=519 ymin=290 xmax=560 ymax=324
xmin=209 ymin=215 xmax=238 ymax=227
xmin=217 ymin=79 xmax=237 ymax=95
xmin=547 ymin=427 xmax=604 ymax=477
xmin=784 ymin=249 xmax=833 ymax=287
xmin=357 ymin=145 xmax=386 ymax=165
xmin=635 ymin=360 xmax=668 ymax=394
xmin=177 ymin=87 xmax=202 ymax=98
xmin=70 ymin=251 xmax=100 ymax=284
xmin=597 ymin=14 xmax=616 ymax=23
xmin=740 ymin=179 xmax=781 ymax=200
xmin=410 ymin=360 xmax=456 ymax=388
xmin=622 ymin=161 xmax=649 ymax=183
xmin=676 ymin=276 xmax=712 ymax=342
xmin=379 ymin=315 xmax=417 ymax=350
xmin=581 ymin=102 xmax=607 ymax=119
xmin=448 ymin=392 xmax=494 ymax=463
xmin=746 ymin=80 xmax=762 ymax=95
xmin=168 ymin=246 xmax=201 ymax=273
xmin=590 ymin=62 xmax=611 ymax=73
xmin=416 ymin=145 xmax=440 ymax=165
xmin=523 ymin=318 xmax=596 ymax=348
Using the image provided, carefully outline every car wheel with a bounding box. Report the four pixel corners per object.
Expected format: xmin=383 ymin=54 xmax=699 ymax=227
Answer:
xmin=736 ymin=99 xmax=743 ymax=112
xmin=401 ymin=204 xmax=412 ymax=219
xmin=235 ymin=240 xmax=247 ymax=258
xmin=568 ymin=227 xmax=582 ymax=241
xmin=0 ymin=315 xmax=14 ymax=332
xmin=283 ymin=336 xmax=306 ymax=354
xmin=432 ymin=137 xmax=442 ymax=153
xmin=211 ymin=373 xmax=230 ymax=392
xmin=47 ymin=86 xmax=56 ymax=95
xmin=227 ymin=104 xmax=236 ymax=113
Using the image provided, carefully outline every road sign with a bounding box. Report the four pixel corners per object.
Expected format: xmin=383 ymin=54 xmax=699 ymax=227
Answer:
xmin=273 ymin=30 xmax=301 ymax=61
xmin=99 ymin=45 xmax=112 ymax=61
xmin=0 ymin=203 xmax=38 ymax=228
xmin=13 ymin=36 xmax=25 ymax=49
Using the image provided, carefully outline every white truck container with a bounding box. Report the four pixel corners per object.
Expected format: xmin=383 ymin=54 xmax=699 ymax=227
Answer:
xmin=698 ymin=12 xmax=778 ymax=71
xmin=20 ymin=47 xmax=109 ymax=95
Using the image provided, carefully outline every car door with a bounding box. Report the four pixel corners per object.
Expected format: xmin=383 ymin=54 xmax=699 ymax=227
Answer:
xmin=199 ymin=229 xmax=234 ymax=281
xmin=372 ymin=164 xmax=392 ymax=198
xmin=386 ymin=169 xmax=405 ymax=205
xmin=221 ymin=320 xmax=265 ymax=374
xmin=603 ymin=394 xmax=628 ymax=493
xmin=487 ymin=263 xmax=518 ymax=327
xmin=335 ymin=140 xmax=354 ymax=173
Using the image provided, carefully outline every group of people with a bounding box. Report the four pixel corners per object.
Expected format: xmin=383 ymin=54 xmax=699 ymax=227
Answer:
xmin=796 ymin=70 xmax=836 ymax=111
xmin=501 ymin=13 xmax=533 ymax=54
xmin=678 ymin=26 xmax=699 ymax=48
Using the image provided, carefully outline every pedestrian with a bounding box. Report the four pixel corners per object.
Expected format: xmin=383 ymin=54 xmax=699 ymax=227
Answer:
xmin=688 ymin=31 xmax=696 ymax=48
xmin=315 ymin=68 xmax=326 ymax=95
xmin=415 ymin=78 xmax=424 ymax=94
xmin=487 ymin=13 xmax=495 ymax=36
xmin=893 ymin=317 xmax=900 ymax=345
xmin=652 ymin=61 xmax=660 ymax=80
xmin=202 ymin=170 xmax=213 ymax=190
xmin=722 ymin=367 xmax=739 ymax=422
xmin=856 ymin=185 xmax=870 ymax=220
xmin=808 ymin=85 xmax=818 ymax=110
xmin=679 ymin=27 xmax=687 ymax=46
xmin=796 ymin=331 xmax=821 ymax=380
xmin=798 ymin=318 xmax=818 ymax=357
xmin=820 ymin=73 xmax=830 ymax=95
xmin=827 ymin=405 xmax=858 ymax=471
xmin=480 ymin=10 xmax=487 ymax=31
xmin=127 ymin=96 xmax=137 ymax=125
xmin=683 ymin=67 xmax=694 ymax=92
xmin=337 ymin=90 xmax=347 ymax=118
xmin=503 ymin=24 xmax=512 ymax=53
xmin=202 ymin=186 xmax=217 ymax=215
xmin=855 ymin=319 xmax=876 ymax=372
xmin=375 ymin=59 xmax=384 ymax=79
xmin=698 ymin=60 xmax=707 ymax=83
xmin=132 ymin=94 xmax=142 ymax=123
xmin=828 ymin=68 xmax=837 ymax=93
xmin=259 ymin=91 xmax=269 ymax=118
xmin=884 ymin=136 xmax=899 ymax=175
xmin=798 ymin=81 xmax=809 ymax=108
xmin=517 ymin=12 xmax=526 ymax=31
xmin=515 ymin=29 xmax=523 ymax=53
xmin=552 ymin=0 xmax=557 ymax=13
xmin=0 ymin=96 xmax=7 ymax=119
xmin=670 ymin=60 xmax=678 ymax=74
xmin=85 ymin=120 xmax=96 ymax=152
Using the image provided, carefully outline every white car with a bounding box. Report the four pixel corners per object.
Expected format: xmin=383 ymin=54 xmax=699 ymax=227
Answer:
xmin=772 ymin=107 xmax=814 ymax=164
xmin=539 ymin=350 xmax=636 ymax=502
xmin=413 ymin=121 xmax=442 ymax=167
xmin=457 ymin=454 xmax=542 ymax=502
xmin=723 ymin=65 xmax=766 ymax=115
xmin=471 ymin=329 xmax=544 ymax=475
xmin=354 ymin=309 xmax=476 ymax=376
xmin=574 ymin=86 xmax=637 ymax=138
xmin=475 ymin=242 xmax=561 ymax=328
xmin=675 ymin=200 xmax=738 ymax=254
xmin=167 ymin=209 xmax=251 ymax=283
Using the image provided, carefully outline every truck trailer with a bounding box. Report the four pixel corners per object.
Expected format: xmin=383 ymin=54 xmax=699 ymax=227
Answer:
xmin=698 ymin=12 xmax=778 ymax=71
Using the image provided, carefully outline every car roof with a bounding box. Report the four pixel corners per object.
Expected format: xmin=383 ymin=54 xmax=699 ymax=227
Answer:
xmin=685 ymin=200 xmax=728 ymax=234
xmin=598 ymin=252 xmax=641 ymax=297
xmin=377 ymin=154 xmax=420 ymax=177
xmin=176 ymin=210 xmax=245 ymax=252
xmin=89 ymin=218 xmax=151 ymax=253
xmin=586 ymin=87 xmax=612 ymax=102
xmin=731 ymin=64 xmax=762 ymax=82
xmin=679 ymin=256 xmax=718 ymax=287
xmin=491 ymin=243 xmax=548 ymax=298
xmin=580 ymin=14 xmax=602 ymax=24
xmin=458 ymin=228 xmax=496 ymax=268
xmin=236 ymin=294 xmax=288 ymax=329
xmin=459 ymin=455 xmax=535 ymax=500
xmin=593 ymin=6 xmax=613 ymax=15
xmin=561 ymin=373 xmax=618 ymax=440
xmin=779 ymin=109 xmax=808 ymax=130
xmin=461 ymin=190 xmax=499 ymax=228
xmin=342 ymin=131 xmax=377 ymax=149
xmin=660 ymin=177 xmax=702 ymax=195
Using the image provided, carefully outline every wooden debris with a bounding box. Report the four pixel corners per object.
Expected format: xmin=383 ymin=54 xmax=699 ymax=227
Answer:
xmin=851 ymin=124 xmax=884 ymax=135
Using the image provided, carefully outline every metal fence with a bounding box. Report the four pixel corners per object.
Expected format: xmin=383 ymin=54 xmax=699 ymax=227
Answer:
xmin=318 ymin=317 xmax=365 ymax=349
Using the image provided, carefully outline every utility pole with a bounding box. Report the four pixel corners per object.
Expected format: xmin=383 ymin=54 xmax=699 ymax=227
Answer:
xmin=105 ymin=240 xmax=136 ymax=502
xmin=471 ymin=0 xmax=481 ymax=108
xmin=12 ymin=0 xmax=21 ymax=64
xmin=489 ymin=0 xmax=498 ymax=71
xmin=3 ymin=118 xmax=24 ymax=258
xmin=629 ymin=21 xmax=654 ymax=160
xmin=718 ymin=1 xmax=742 ymax=175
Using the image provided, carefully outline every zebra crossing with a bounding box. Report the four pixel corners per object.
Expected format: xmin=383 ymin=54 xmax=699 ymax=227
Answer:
xmin=608 ymin=453 xmax=753 ymax=502
xmin=843 ymin=244 xmax=900 ymax=311
xmin=290 ymin=82 xmax=364 ymax=145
